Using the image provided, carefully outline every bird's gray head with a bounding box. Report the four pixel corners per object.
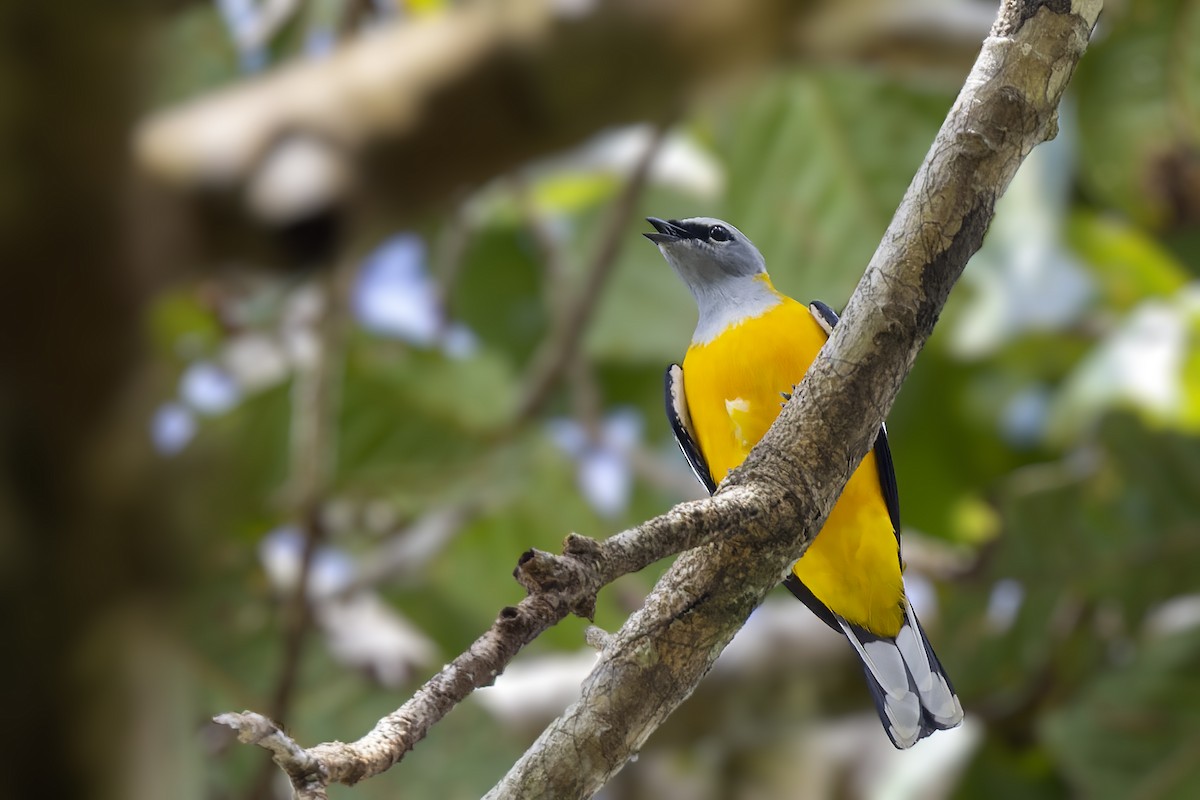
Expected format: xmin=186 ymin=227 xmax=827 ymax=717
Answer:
xmin=645 ymin=216 xmax=778 ymax=343
xmin=644 ymin=217 xmax=766 ymax=289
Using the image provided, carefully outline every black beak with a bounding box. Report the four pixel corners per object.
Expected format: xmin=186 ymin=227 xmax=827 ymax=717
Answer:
xmin=644 ymin=217 xmax=690 ymax=244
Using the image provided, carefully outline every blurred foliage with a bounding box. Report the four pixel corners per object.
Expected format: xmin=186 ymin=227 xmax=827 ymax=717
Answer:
xmin=139 ymin=1 xmax=1200 ymax=798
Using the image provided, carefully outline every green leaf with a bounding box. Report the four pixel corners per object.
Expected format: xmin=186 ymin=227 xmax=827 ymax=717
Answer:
xmin=531 ymin=172 xmax=622 ymax=216
xmin=954 ymin=740 xmax=1069 ymax=800
xmin=353 ymin=338 xmax=519 ymax=432
xmin=149 ymin=5 xmax=241 ymax=105
xmin=336 ymin=351 xmax=495 ymax=497
xmin=714 ymin=69 xmax=953 ymax=304
xmin=1073 ymin=0 xmax=1200 ymax=228
xmin=584 ymin=221 xmax=697 ymax=364
xmin=1042 ymin=628 xmax=1200 ymax=800
xmin=147 ymin=290 xmax=222 ymax=360
xmin=1067 ymin=211 xmax=1189 ymax=310
xmin=940 ymin=414 xmax=1200 ymax=704
xmin=452 ymin=225 xmax=547 ymax=364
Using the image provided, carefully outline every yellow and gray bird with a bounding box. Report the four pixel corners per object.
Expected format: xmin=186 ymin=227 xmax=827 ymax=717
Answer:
xmin=645 ymin=216 xmax=963 ymax=748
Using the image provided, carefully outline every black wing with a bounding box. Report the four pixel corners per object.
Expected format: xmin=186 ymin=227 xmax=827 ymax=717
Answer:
xmin=807 ymin=300 xmax=902 ymax=538
xmin=664 ymin=364 xmax=717 ymax=494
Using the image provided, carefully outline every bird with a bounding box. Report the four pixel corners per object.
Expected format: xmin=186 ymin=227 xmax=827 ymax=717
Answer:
xmin=645 ymin=216 xmax=963 ymax=748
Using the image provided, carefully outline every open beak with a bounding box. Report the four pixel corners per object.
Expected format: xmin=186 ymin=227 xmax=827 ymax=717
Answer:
xmin=644 ymin=217 xmax=690 ymax=244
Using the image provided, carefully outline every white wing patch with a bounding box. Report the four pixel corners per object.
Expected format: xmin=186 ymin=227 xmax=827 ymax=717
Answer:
xmin=669 ymin=365 xmax=696 ymax=434
xmin=808 ymin=302 xmax=837 ymax=335
xmin=667 ymin=364 xmax=713 ymax=492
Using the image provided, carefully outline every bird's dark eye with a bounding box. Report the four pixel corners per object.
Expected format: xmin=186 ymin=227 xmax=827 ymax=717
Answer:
xmin=708 ymin=225 xmax=731 ymax=242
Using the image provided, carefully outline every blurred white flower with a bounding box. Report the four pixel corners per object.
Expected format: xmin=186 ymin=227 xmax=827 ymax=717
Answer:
xmin=283 ymin=282 xmax=326 ymax=328
xmin=350 ymin=231 xmax=482 ymax=354
xmin=222 ymin=332 xmax=290 ymax=393
xmin=1001 ymin=384 xmax=1051 ymax=447
xmin=552 ymin=124 xmax=725 ymax=199
xmin=950 ymin=112 xmax=1093 ymax=358
xmin=577 ymin=448 xmax=631 ymax=518
xmin=1051 ymin=286 xmax=1200 ymax=438
xmin=548 ymin=408 xmax=643 ymax=517
xmin=304 ymin=27 xmax=335 ymax=58
xmin=258 ymin=526 xmax=355 ymax=598
xmin=258 ymin=526 xmax=307 ymax=593
xmin=1144 ymin=594 xmax=1200 ymax=638
xmin=215 ymin=0 xmax=299 ymax=72
xmin=475 ymin=650 xmax=598 ymax=725
xmin=798 ymin=715 xmax=981 ymax=800
xmin=353 ymin=234 xmax=442 ymax=345
xmin=1082 ymin=302 xmax=1185 ymax=412
xmin=869 ymin=718 xmax=982 ymax=800
xmin=985 ymin=578 xmax=1025 ymax=634
xmin=246 ymin=135 xmax=349 ymax=224
xmin=440 ymin=322 xmax=479 ymax=360
xmin=546 ymin=417 xmax=587 ymax=457
xmin=277 ymin=283 xmax=326 ymax=370
xmin=550 ymin=0 xmax=598 ymax=19
xmin=903 ymin=571 xmax=938 ymax=622
xmin=151 ymin=402 xmax=197 ymax=456
xmin=180 ymin=360 xmax=242 ymax=415
xmin=317 ymin=592 xmax=437 ymax=688
xmin=258 ymin=525 xmax=436 ymax=687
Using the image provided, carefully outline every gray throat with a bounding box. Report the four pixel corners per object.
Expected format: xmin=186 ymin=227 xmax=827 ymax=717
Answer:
xmin=689 ymin=276 xmax=781 ymax=345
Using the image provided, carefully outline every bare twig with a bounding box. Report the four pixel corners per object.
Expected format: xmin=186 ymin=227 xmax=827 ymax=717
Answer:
xmin=217 ymin=713 xmax=329 ymax=800
xmin=270 ymin=276 xmax=346 ymax=720
xmin=429 ymin=195 xmax=477 ymax=337
xmin=249 ymin=268 xmax=347 ymax=800
xmin=515 ymin=126 xmax=667 ymax=423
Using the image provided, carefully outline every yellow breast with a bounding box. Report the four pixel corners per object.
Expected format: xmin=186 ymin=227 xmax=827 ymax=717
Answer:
xmin=682 ymin=294 xmax=905 ymax=636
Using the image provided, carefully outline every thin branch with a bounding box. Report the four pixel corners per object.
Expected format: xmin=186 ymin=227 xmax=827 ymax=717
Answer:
xmin=249 ymin=267 xmax=347 ymax=800
xmin=429 ymin=194 xmax=477 ymax=338
xmin=269 ymin=272 xmax=347 ymax=723
xmin=514 ymin=126 xmax=668 ymax=423
xmin=216 ymin=713 xmax=330 ymax=800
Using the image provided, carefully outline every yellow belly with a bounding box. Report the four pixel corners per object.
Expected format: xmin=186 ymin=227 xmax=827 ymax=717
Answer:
xmin=682 ymin=296 xmax=904 ymax=636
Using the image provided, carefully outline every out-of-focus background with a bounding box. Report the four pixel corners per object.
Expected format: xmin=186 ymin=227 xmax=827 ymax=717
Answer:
xmin=3 ymin=0 xmax=1199 ymax=798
